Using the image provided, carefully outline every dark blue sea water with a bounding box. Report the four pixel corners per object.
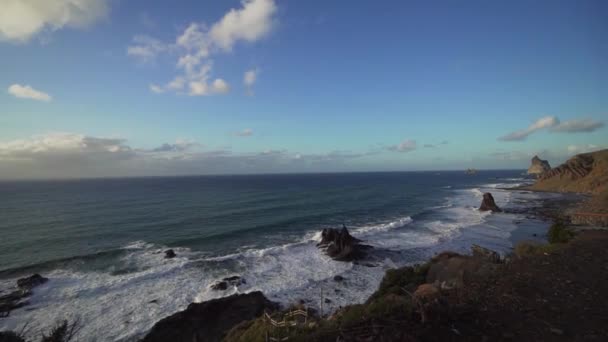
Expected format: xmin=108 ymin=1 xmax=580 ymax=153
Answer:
xmin=0 ymin=171 xmax=554 ymax=341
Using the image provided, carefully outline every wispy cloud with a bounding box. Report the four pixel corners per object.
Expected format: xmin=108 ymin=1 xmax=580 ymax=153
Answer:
xmin=0 ymin=0 xmax=109 ymax=43
xmin=235 ymin=128 xmax=254 ymax=137
xmin=126 ymin=35 xmax=166 ymax=63
xmin=551 ymin=119 xmax=604 ymax=133
xmin=499 ymin=116 xmax=559 ymax=141
xmin=128 ymin=0 xmax=277 ymax=96
xmin=567 ymin=144 xmax=604 ymax=154
xmin=499 ymin=116 xmax=605 ymax=141
xmin=0 ymin=132 xmax=378 ymax=179
xmin=243 ymin=68 xmax=258 ymax=95
xmin=8 ymin=84 xmax=52 ymax=101
xmin=387 ymin=139 xmax=417 ymax=153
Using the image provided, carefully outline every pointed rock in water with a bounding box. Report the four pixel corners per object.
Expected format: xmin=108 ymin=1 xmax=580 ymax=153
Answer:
xmin=527 ymin=155 xmax=551 ymax=177
xmin=142 ymin=291 xmax=278 ymax=342
xmin=164 ymin=249 xmax=176 ymax=259
xmin=16 ymin=274 xmax=48 ymax=291
xmin=479 ymin=192 xmax=502 ymax=212
xmin=317 ymin=226 xmax=371 ymax=261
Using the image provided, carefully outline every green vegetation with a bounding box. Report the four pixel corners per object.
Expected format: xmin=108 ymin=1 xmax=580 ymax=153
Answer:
xmin=547 ymin=220 xmax=575 ymax=244
xmin=366 ymin=263 xmax=429 ymax=302
xmin=225 ymin=264 xmax=429 ymax=341
xmin=0 ymin=321 xmax=77 ymax=342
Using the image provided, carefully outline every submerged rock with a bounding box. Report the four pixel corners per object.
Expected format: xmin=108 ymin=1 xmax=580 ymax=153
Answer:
xmin=210 ymin=276 xmax=246 ymax=291
xmin=142 ymin=291 xmax=278 ymax=342
xmin=1 ymin=274 xmax=49 ymax=316
xmin=527 ymin=155 xmax=551 ymax=177
xmin=479 ymin=192 xmax=502 ymax=212
xmin=16 ymin=274 xmax=48 ymax=291
xmin=333 ymin=275 xmax=345 ymax=282
xmin=164 ymin=249 xmax=176 ymax=259
xmin=317 ymin=226 xmax=371 ymax=261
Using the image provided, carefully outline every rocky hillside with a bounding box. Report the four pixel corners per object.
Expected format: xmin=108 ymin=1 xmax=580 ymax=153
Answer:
xmin=528 ymin=149 xmax=608 ymax=194
xmin=527 ymin=155 xmax=551 ymax=176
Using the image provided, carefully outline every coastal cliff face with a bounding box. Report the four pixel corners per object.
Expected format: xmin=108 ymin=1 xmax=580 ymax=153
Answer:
xmin=527 ymin=156 xmax=551 ymax=176
xmin=529 ymin=149 xmax=608 ymax=195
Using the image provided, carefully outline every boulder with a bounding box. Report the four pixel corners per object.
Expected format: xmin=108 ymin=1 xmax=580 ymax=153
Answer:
xmin=142 ymin=291 xmax=278 ymax=342
xmin=210 ymin=276 xmax=246 ymax=291
xmin=333 ymin=275 xmax=345 ymax=282
xmin=164 ymin=249 xmax=176 ymax=259
xmin=16 ymin=274 xmax=48 ymax=291
xmin=527 ymin=156 xmax=551 ymax=177
xmin=479 ymin=192 xmax=502 ymax=212
xmin=316 ymin=225 xmax=371 ymax=261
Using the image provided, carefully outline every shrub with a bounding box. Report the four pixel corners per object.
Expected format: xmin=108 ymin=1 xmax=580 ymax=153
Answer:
xmin=547 ymin=220 xmax=575 ymax=244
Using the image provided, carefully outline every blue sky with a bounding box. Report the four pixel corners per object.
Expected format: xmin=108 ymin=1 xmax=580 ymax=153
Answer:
xmin=1 ymin=0 xmax=607 ymax=178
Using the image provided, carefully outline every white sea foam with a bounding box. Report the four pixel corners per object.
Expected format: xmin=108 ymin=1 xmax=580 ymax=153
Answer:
xmin=0 ymin=178 xmax=544 ymax=341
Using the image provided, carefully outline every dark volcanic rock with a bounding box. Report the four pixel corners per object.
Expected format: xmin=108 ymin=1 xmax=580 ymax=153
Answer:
xmin=16 ymin=274 xmax=48 ymax=291
xmin=333 ymin=275 xmax=345 ymax=282
xmin=210 ymin=276 xmax=246 ymax=291
xmin=1 ymin=274 xmax=48 ymax=317
xmin=142 ymin=291 xmax=278 ymax=342
xmin=317 ymin=226 xmax=371 ymax=261
xmin=164 ymin=249 xmax=176 ymax=259
xmin=479 ymin=193 xmax=502 ymax=212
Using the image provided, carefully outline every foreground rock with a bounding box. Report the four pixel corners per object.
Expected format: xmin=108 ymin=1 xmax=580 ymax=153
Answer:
xmin=479 ymin=192 xmax=502 ymax=212
xmin=142 ymin=291 xmax=278 ymax=342
xmin=316 ymin=226 xmax=371 ymax=261
xmin=527 ymin=155 xmax=551 ymax=177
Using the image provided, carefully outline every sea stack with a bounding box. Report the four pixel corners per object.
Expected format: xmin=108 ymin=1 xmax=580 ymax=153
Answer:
xmin=527 ymin=155 xmax=551 ymax=177
xmin=316 ymin=225 xmax=371 ymax=261
xmin=479 ymin=193 xmax=502 ymax=212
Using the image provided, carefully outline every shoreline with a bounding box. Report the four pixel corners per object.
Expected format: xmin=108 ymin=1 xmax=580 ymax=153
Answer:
xmin=142 ymin=188 xmax=592 ymax=341
xmin=1 ymin=184 xmax=602 ymax=341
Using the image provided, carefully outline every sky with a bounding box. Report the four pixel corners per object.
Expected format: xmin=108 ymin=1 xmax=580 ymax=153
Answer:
xmin=1 ymin=0 xmax=607 ymax=179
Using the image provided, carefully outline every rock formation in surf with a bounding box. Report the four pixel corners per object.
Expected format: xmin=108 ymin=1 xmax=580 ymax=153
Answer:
xmin=527 ymin=155 xmax=551 ymax=177
xmin=316 ymin=226 xmax=371 ymax=261
xmin=1 ymin=274 xmax=48 ymax=317
xmin=479 ymin=192 xmax=501 ymax=212
xmin=142 ymin=291 xmax=278 ymax=342
xmin=210 ymin=276 xmax=246 ymax=291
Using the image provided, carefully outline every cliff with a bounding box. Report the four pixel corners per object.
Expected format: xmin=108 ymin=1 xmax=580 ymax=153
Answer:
xmin=528 ymin=149 xmax=608 ymax=195
xmin=527 ymin=155 xmax=551 ymax=176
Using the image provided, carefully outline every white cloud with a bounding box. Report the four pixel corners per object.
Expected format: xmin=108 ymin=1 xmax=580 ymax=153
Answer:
xmin=210 ymin=0 xmax=277 ymax=51
xmin=235 ymin=128 xmax=254 ymax=137
xmin=128 ymin=0 xmax=277 ymax=97
xmin=388 ymin=139 xmax=417 ymax=153
xmin=8 ymin=84 xmax=52 ymax=101
xmin=0 ymin=0 xmax=109 ymax=43
xmin=212 ymin=78 xmax=230 ymax=93
xmin=551 ymin=119 xmax=604 ymax=133
xmin=127 ymin=35 xmax=166 ymax=63
xmin=499 ymin=116 xmax=559 ymax=141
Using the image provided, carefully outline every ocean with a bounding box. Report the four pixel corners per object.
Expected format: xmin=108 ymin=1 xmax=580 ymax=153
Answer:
xmin=0 ymin=171 xmax=558 ymax=341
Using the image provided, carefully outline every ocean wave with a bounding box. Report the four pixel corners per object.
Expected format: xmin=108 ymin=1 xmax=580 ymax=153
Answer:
xmin=354 ymin=216 xmax=413 ymax=235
